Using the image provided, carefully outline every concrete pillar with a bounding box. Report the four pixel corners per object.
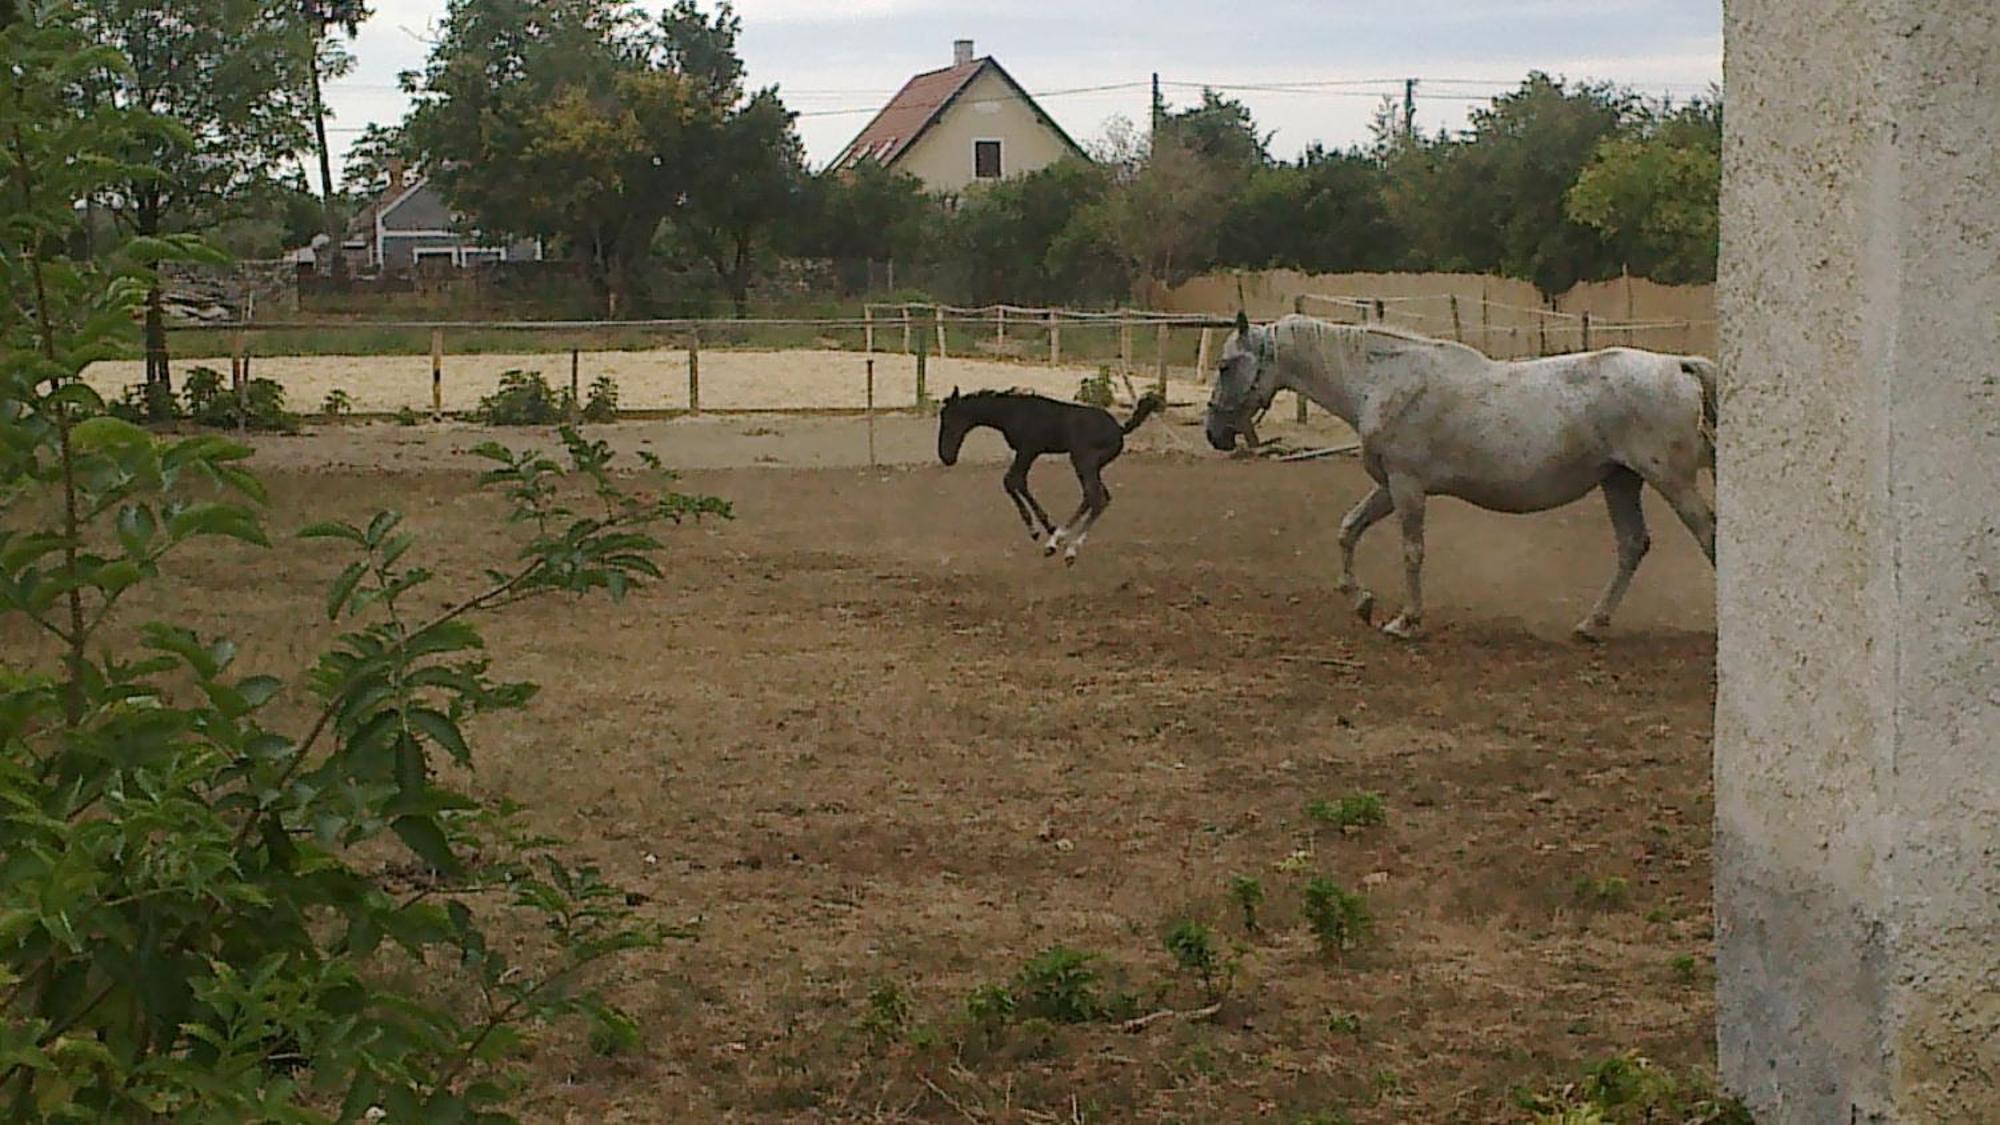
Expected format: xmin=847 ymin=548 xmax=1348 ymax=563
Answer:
xmin=1716 ymin=3 xmax=1998 ymax=1122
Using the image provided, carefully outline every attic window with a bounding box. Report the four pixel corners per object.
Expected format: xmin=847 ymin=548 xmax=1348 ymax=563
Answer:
xmin=973 ymin=139 xmax=1002 ymax=179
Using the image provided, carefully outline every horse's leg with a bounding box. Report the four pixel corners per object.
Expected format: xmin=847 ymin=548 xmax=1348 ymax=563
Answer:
xmin=1337 ymin=485 xmax=1394 ymax=624
xmin=1004 ymin=452 xmax=1050 ymax=538
xmin=1059 ymin=473 xmax=1111 ymax=566
xmin=1044 ymin=456 xmax=1095 ymax=556
xmin=1381 ymin=474 xmax=1427 ymax=639
xmin=1575 ymin=468 xmax=1651 ymax=641
xmin=1645 ymin=470 xmax=1717 ymax=566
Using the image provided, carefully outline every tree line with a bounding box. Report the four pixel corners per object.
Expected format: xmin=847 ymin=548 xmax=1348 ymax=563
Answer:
xmin=53 ymin=0 xmax=1720 ymax=390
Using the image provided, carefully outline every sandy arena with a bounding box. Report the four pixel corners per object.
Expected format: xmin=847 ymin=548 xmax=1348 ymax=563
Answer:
xmin=85 ymin=347 xmax=1188 ymax=415
xmin=66 ymin=388 xmax=1725 ymax=1123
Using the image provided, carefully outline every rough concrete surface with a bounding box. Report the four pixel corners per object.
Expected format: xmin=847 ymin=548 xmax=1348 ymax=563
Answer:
xmin=1717 ymin=1 xmax=1998 ymax=1121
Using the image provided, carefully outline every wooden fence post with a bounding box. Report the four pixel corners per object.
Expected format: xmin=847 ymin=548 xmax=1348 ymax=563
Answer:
xmin=569 ymin=348 xmax=580 ymax=422
xmin=430 ymin=327 xmax=443 ymax=419
xmin=1581 ymin=311 xmax=1593 ymax=352
xmin=233 ymin=333 xmax=248 ymax=437
xmin=1196 ymin=327 xmax=1214 ymax=383
xmin=688 ymin=331 xmax=701 ymax=414
xmin=996 ymin=307 xmax=1006 ymax=345
xmin=1048 ymin=309 xmax=1061 ymax=365
xmin=865 ymin=358 xmax=876 ymax=467
xmin=915 ymin=329 xmax=928 ymax=408
xmin=901 ymin=305 xmax=912 ymax=354
xmin=864 ymin=306 xmax=875 ymax=353
xmin=1537 ymin=314 xmax=1549 ymax=357
xmin=1450 ymin=295 xmax=1464 ymax=342
xmin=934 ymin=307 xmax=948 ymax=359
xmin=1154 ymin=322 xmax=1169 ymax=395
xmin=1480 ymin=288 xmax=1491 ymax=352
xmin=1119 ymin=320 xmax=1133 ymax=374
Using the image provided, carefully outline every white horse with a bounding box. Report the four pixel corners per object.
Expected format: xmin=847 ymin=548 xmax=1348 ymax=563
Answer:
xmin=1204 ymin=312 xmax=1716 ymax=640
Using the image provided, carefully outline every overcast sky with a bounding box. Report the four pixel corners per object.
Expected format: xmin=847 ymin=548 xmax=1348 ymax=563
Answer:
xmin=322 ymin=0 xmax=1721 ymax=179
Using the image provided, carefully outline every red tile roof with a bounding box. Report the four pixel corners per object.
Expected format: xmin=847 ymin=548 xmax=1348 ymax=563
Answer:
xmin=834 ymin=60 xmax=985 ymax=170
xmin=831 ymin=57 xmax=1087 ymax=173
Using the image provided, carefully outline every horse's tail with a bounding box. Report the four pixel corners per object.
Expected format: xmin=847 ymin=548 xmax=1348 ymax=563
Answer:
xmin=1680 ymin=357 xmax=1718 ymax=471
xmin=1122 ymin=391 xmax=1166 ymax=434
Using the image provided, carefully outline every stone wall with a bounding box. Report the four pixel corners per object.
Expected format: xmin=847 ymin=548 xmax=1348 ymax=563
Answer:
xmin=1716 ymin=1 xmax=1998 ymax=1120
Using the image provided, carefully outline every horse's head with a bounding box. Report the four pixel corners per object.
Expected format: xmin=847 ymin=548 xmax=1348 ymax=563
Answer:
xmin=1205 ymin=311 xmax=1279 ymax=451
xmin=936 ymin=386 xmax=969 ymax=466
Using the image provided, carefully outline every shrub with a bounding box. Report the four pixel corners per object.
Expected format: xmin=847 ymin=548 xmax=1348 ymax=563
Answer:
xmin=1229 ymin=874 xmax=1266 ymax=933
xmin=0 ymin=50 xmax=733 ymax=1114
xmin=1306 ymin=792 xmax=1387 ymax=830
xmin=475 ymin=369 xmax=562 ymax=426
xmin=322 ymin=387 xmax=354 ymax=417
xmin=1012 ymin=946 xmax=1104 ymax=1024
xmin=1302 ymin=877 xmax=1374 ymax=956
xmin=1075 ymin=365 xmax=1116 ymax=407
xmin=1164 ymin=919 xmax=1225 ymax=997
xmin=1575 ymin=875 xmax=1633 ymax=908
xmin=856 ymin=982 xmax=912 ymax=1046
xmin=582 ymin=375 xmax=621 ymax=423
xmin=1516 ymin=1051 xmax=1754 ymax=1125
xmin=395 ymin=404 xmax=424 ymax=426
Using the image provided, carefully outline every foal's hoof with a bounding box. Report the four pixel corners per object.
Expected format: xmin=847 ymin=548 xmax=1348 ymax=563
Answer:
xmin=1381 ymin=614 xmax=1422 ymax=640
xmin=1571 ymin=620 xmax=1607 ymax=644
xmin=1352 ymin=591 xmax=1376 ymax=625
xmin=1043 ymin=543 xmax=1059 ymax=558
xmin=1063 ymin=552 xmax=1077 ymax=568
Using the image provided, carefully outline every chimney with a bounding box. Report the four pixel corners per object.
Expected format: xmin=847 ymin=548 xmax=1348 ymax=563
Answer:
xmin=953 ymin=39 xmax=974 ymax=66
xmin=387 ymin=157 xmax=405 ymax=192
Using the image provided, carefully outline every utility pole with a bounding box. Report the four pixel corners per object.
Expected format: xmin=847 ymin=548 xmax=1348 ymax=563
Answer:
xmin=1151 ymin=72 xmax=1164 ymax=141
xmin=1403 ymin=77 xmax=1418 ymax=138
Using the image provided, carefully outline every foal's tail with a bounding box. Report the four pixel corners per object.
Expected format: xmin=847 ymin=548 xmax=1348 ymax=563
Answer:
xmin=1122 ymin=391 xmax=1167 ymax=434
xmin=1680 ymin=357 xmax=1719 ymax=472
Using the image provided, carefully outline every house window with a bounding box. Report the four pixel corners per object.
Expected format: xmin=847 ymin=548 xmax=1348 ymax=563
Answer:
xmin=973 ymin=139 xmax=1002 ymax=179
xmin=412 ymin=248 xmax=457 ymax=268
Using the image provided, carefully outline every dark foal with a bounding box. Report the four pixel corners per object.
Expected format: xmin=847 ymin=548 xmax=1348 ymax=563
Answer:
xmin=936 ymin=387 xmax=1165 ymax=563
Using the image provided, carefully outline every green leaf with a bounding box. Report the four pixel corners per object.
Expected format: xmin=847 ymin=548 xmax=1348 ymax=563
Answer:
xmin=115 ymin=504 xmax=159 ymax=558
xmin=166 ymin=503 xmax=270 ymax=547
xmin=70 ymin=415 xmax=151 ymax=454
xmin=326 ymin=561 xmax=366 ymax=621
xmin=297 ymin=521 xmax=365 ymax=544
xmin=391 ymin=816 xmax=459 ymax=874
xmin=405 ymin=708 xmax=471 ymax=766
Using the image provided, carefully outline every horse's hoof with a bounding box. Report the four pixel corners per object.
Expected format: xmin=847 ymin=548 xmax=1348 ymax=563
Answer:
xmin=1381 ymin=615 xmax=1421 ymax=640
xmin=1063 ymin=553 xmax=1077 ymax=568
xmin=1353 ymin=591 xmax=1376 ymax=625
xmin=1572 ymin=621 xmax=1606 ymax=644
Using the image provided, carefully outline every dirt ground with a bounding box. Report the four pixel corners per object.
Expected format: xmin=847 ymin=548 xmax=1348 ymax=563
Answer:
xmin=82 ymin=417 xmax=1721 ymax=1123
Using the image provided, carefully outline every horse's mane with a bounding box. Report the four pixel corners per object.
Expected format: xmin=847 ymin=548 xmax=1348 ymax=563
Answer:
xmin=951 ymin=387 xmax=1057 ymax=404
xmin=1276 ymin=314 xmax=1487 ymax=366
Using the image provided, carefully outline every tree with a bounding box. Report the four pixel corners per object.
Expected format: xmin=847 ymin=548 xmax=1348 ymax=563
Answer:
xmin=1161 ymin=88 xmax=1271 ymax=171
xmin=792 ymin=159 xmax=933 ymax=278
xmin=656 ymin=3 xmax=807 ymax=315
xmin=405 ymin=0 xmax=802 ymax=317
xmin=1216 ymin=146 xmax=1399 ymax=274
xmin=1421 ymin=73 xmax=1633 ymax=296
xmin=2 ymin=9 xmax=727 ymax=1114
xmin=339 ymin=121 xmax=415 ymax=199
xmin=77 ymin=0 xmax=313 ymax=402
xmin=924 ymin=160 xmax=1120 ymax=305
xmin=1087 ymin=134 xmax=1230 ymax=288
xmin=302 ymin=0 xmax=370 ymax=278
xmin=1566 ymin=97 xmax=1722 ymax=284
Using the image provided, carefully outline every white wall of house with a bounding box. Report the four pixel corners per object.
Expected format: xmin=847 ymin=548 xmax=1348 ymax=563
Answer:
xmin=894 ymin=68 xmax=1078 ymax=194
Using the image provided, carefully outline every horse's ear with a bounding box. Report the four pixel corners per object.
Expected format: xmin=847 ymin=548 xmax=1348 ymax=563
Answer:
xmin=948 ymin=385 xmax=960 ymax=401
xmin=1234 ymin=309 xmax=1250 ymax=338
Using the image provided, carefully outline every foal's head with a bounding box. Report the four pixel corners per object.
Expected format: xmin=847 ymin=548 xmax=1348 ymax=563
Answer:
xmin=936 ymin=386 xmax=973 ymax=466
xmin=1206 ymin=310 xmax=1281 ymax=451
